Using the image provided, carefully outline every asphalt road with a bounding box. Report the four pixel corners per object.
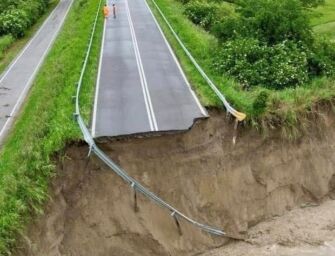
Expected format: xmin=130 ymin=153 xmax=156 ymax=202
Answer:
xmin=92 ymin=0 xmax=207 ymax=138
xmin=0 ymin=0 xmax=73 ymax=145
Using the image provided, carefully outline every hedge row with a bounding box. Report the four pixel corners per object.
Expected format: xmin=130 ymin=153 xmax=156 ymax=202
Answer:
xmin=0 ymin=0 xmax=50 ymax=38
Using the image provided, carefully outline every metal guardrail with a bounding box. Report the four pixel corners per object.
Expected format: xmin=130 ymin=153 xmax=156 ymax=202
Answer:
xmin=74 ymin=0 xmax=225 ymax=236
xmin=149 ymin=0 xmax=246 ymax=122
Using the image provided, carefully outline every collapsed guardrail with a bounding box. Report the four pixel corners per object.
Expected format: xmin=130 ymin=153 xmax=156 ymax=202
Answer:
xmin=74 ymin=0 xmax=225 ymax=236
xmin=149 ymin=0 xmax=246 ymax=122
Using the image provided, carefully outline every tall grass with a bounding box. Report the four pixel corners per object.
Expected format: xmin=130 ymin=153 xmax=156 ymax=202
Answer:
xmin=0 ymin=0 xmax=103 ymax=253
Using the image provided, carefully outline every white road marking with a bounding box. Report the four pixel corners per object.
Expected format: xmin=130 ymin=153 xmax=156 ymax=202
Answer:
xmin=92 ymin=18 xmax=107 ymax=137
xmin=0 ymin=0 xmax=73 ymax=141
xmin=125 ymin=0 xmax=159 ymax=131
xmin=142 ymin=0 xmax=208 ymax=117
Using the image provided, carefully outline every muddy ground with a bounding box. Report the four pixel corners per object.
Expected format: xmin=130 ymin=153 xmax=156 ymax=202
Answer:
xmin=16 ymin=110 xmax=335 ymax=255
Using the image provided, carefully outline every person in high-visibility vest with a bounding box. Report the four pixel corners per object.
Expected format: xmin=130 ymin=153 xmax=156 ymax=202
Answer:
xmin=112 ymin=4 xmax=117 ymax=19
xmin=103 ymin=4 xmax=110 ymax=18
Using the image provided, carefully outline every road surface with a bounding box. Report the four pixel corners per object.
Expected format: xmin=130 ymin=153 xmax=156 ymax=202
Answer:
xmin=0 ymin=0 xmax=73 ymax=145
xmin=92 ymin=0 xmax=207 ymax=138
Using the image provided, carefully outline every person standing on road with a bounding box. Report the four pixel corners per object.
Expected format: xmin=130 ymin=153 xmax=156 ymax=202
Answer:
xmin=103 ymin=4 xmax=110 ymax=19
xmin=112 ymin=4 xmax=117 ymax=19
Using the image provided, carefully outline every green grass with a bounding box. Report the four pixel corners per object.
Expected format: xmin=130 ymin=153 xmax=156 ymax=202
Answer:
xmin=0 ymin=0 xmax=59 ymax=75
xmin=0 ymin=0 xmax=103 ymax=253
xmin=310 ymin=0 xmax=335 ymax=26
xmin=311 ymin=0 xmax=335 ymax=39
xmin=148 ymin=0 xmax=335 ymax=134
xmin=314 ymin=21 xmax=335 ymax=39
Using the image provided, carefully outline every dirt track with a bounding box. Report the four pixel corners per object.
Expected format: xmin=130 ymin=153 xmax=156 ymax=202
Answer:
xmin=16 ymin=110 xmax=335 ymax=255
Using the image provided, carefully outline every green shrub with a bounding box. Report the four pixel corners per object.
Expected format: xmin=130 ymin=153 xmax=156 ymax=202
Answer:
xmin=307 ymin=38 xmax=335 ymax=76
xmin=211 ymin=16 xmax=248 ymax=41
xmin=184 ymin=1 xmax=219 ymax=30
xmin=0 ymin=0 xmax=49 ymax=38
xmin=0 ymin=34 xmax=14 ymax=59
xmin=177 ymin=0 xmax=192 ymax=4
xmin=184 ymin=1 xmax=234 ymax=31
xmin=0 ymin=9 xmax=30 ymax=38
xmin=252 ymin=90 xmax=269 ymax=116
xmin=213 ymin=39 xmax=309 ymax=89
xmin=300 ymin=0 xmax=325 ymax=7
xmin=213 ymin=0 xmax=313 ymax=45
xmin=22 ymin=0 xmax=49 ymax=25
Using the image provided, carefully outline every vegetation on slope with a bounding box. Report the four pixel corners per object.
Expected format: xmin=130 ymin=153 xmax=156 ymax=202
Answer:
xmin=148 ymin=0 xmax=335 ymax=134
xmin=0 ymin=0 xmax=103 ymax=253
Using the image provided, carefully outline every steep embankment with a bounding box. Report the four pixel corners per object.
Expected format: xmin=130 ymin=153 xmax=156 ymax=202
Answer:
xmin=16 ymin=109 xmax=335 ymax=255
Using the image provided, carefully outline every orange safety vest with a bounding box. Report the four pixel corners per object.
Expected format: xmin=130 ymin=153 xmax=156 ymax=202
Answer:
xmin=103 ymin=6 xmax=110 ymax=17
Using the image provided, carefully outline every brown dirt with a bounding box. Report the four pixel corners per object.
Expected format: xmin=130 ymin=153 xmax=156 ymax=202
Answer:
xmin=15 ymin=109 xmax=335 ymax=256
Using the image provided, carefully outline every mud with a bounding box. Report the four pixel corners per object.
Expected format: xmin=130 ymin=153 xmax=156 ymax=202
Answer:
xmin=16 ymin=109 xmax=335 ymax=255
xmin=201 ymin=200 xmax=335 ymax=256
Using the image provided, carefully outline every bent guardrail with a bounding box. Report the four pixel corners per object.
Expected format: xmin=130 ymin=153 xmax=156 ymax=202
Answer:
xmin=148 ymin=0 xmax=246 ymax=122
xmin=74 ymin=0 xmax=225 ymax=236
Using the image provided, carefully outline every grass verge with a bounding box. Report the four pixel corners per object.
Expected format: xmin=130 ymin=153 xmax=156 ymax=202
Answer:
xmin=0 ymin=0 xmax=103 ymax=253
xmin=147 ymin=0 xmax=335 ymax=136
xmin=0 ymin=0 xmax=59 ymax=75
xmin=310 ymin=0 xmax=335 ymax=26
xmin=312 ymin=0 xmax=335 ymax=40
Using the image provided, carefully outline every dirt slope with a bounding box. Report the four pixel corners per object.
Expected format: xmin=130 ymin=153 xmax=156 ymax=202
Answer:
xmin=16 ymin=109 xmax=335 ymax=255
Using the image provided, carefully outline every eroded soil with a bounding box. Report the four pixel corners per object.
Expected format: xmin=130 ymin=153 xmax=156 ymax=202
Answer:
xmin=16 ymin=110 xmax=335 ymax=255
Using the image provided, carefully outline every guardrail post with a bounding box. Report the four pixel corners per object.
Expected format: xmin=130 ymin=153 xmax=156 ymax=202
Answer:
xmin=131 ymin=182 xmax=138 ymax=212
xmin=87 ymin=144 xmax=94 ymax=157
xmin=73 ymin=113 xmax=79 ymax=122
xmin=232 ymin=118 xmax=239 ymax=145
xmin=171 ymin=211 xmax=182 ymax=236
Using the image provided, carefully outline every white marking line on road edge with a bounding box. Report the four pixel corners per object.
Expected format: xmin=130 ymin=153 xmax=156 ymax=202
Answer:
xmin=0 ymin=2 xmax=59 ymax=85
xmin=125 ymin=0 xmax=158 ymax=131
xmin=143 ymin=0 xmax=208 ymax=117
xmin=0 ymin=0 xmax=73 ymax=141
xmin=92 ymin=18 xmax=107 ymax=137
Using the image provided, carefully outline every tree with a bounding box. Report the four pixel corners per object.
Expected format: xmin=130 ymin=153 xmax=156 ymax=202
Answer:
xmin=213 ymin=0 xmax=314 ymax=45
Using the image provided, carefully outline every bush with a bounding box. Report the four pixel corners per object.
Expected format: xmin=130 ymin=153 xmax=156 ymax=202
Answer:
xmin=213 ymin=0 xmax=313 ymax=45
xmin=300 ymin=0 xmax=325 ymax=7
xmin=213 ymin=39 xmax=309 ymax=89
xmin=307 ymin=38 xmax=335 ymax=77
xmin=212 ymin=16 xmax=248 ymax=41
xmin=184 ymin=1 xmax=233 ymax=31
xmin=0 ymin=9 xmax=30 ymax=38
xmin=252 ymin=90 xmax=269 ymax=116
xmin=22 ymin=0 xmax=49 ymax=24
xmin=0 ymin=0 xmax=49 ymax=38
xmin=0 ymin=34 xmax=14 ymax=59
xmin=183 ymin=0 xmax=333 ymax=91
